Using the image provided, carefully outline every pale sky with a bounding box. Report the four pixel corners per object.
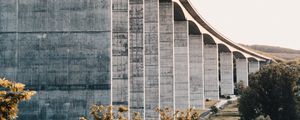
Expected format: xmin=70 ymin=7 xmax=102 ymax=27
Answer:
xmin=190 ymin=0 xmax=300 ymax=50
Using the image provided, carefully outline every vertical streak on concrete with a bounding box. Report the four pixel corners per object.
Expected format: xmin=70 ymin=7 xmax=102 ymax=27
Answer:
xmin=174 ymin=21 xmax=189 ymax=110
xmin=249 ymin=60 xmax=260 ymax=74
xmin=219 ymin=52 xmax=234 ymax=95
xmin=236 ymin=59 xmax=249 ymax=86
xmin=204 ymin=45 xmax=219 ymax=100
xmin=129 ymin=0 xmax=144 ymax=118
xmin=159 ymin=0 xmax=174 ymax=110
xmin=144 ymin=0 xmax=159 ymax=119
xmin=112 ymin=0 xmax=129 ymax=109
xmin=189 ymin=34 xmax=204 ymax=109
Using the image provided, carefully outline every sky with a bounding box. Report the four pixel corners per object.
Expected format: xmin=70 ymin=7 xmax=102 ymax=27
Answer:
xmin=190 ymin=0 xmax=300 ymax=50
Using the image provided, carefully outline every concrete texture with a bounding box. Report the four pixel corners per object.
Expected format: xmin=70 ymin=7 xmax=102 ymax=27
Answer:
xmin=0 ymin=0 xmax=112 ymax=119
xmin=236 ymin=59 xmax=249 ymax=86
xmin=0 ymin=0 xmax=271 ymax=119
xmin=112 ymin=0 xmax=129 ymax=110
xmin=129 ymin=0 xmax=144 ymax=118
xmin=249 ymin=61 xmax=260 ymax=74
xmin=174 ymin=21 xmax=189 ymax=110
xmin=204 ymin=45 xmax=219 ymax=100
xmin=159 ymin=0 xmax=174 ymax=111
xmin=219 ymin=52 xmax=234 ymax=95
xmin=189 ymin=34 xmax=204 ymax=109
xmin=145 ymin=0 xmax=159 ymax=119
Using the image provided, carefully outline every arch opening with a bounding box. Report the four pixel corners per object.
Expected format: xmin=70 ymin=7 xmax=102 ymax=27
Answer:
xmin=233 ymin=51 xmax=246 ymax=59
xmin=188 ymin=21 xmax=201 ymax=35
xmin=203 ymin=34 xmax=216 ymax=45
xmin=174 ymin=2 xmax=186 ymax=21
xmin=218 ymin=44 xmax=231 ymax=53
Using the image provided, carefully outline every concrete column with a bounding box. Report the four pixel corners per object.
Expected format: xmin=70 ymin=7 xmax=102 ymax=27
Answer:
xmin=145 ymin=0 xmax=159 ymax=119
xmin=249 ymin=61 xmax=260 ymax=74
xmin=189 ymin=34 xmax=204 ymax=109
xmin=204 ymin=45 xmax=219 ymax=100
xmin=129 ymin=0 xmax=144 ymax=118
xmin=112 ymin=0 xmax=129 ymax=108
xmin=236 ymin=59 xmax=249 ymax=86
xmin=159 ymin=0 xmax=174 ymax=110
xmin=219 ymin=52 xmax=234 ymax=95
xmin=174 ymin=21 xmax=189 ymax=110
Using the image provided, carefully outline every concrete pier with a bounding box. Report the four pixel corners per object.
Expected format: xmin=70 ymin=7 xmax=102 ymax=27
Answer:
xmin=219 ymin=51 xmax=234 ymax=95
xmin=174 ymin=20 xmax=189 ymax=110
xmin=112 ymin=0 xmax=129 ymax=108
xmin=159 ymin=0 xmax=174 ymax=110
xmin=188 ymin=21 xmax=204 ymax=109
xmin=129 ymin=0 xmax=144 ymax=117
xmin=145 ymin=0 xmax=159 ymax=119
xmin=203 ymin=34 xmax=219 ymax=100
xmin=249 ymin=58 xmax=260 ymax=74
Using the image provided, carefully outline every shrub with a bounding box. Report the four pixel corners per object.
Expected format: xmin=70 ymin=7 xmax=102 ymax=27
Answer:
xmin=0 ymin=78 xmax=36 ymax=120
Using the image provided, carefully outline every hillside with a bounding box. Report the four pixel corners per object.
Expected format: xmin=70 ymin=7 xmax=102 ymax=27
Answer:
xmin=240 ymin=44 xmax=300 ymax=61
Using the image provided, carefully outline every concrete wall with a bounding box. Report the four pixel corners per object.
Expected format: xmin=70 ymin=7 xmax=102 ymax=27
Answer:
xmin=189 ymin=34 xmax=204 ymax=109
xmin=249 ymin=61 xmax=260 ymax=74
xmin=129 ymin=0 xmax=144 ymax=118
xmin=0 ymin=0 xmax=111 ymax=119
xmin=236 ymin=59 xmax=249 ymax=86
xmin=145 ymin=0 xmax=159 ymax=119
xmin=159 ymin=0 xmax=174 ymax=110
xmin=112 ymin=0 xmax=129 ymax=108
xmin=174 ymin=21 xmax=189 ymax=110
xmin=219 ymin=52 xmax=234 ymax=95
xmin=204 ymin=45 xmax=219 ymax=100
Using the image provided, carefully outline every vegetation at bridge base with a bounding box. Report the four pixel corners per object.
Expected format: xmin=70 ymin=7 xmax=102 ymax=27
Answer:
xmin=0 ymin=78 xmax=36 ymax=120
xmin=239 ymin=63 xmax=300 ymax=120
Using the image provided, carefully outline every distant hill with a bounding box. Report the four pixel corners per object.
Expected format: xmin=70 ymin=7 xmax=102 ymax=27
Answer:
xmin=240 ymin=44 xmax=300 ymax=61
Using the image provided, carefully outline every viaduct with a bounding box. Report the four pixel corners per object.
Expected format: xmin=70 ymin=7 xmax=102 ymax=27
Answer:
xmin=0 ymin=0 xmax=272 ymax=119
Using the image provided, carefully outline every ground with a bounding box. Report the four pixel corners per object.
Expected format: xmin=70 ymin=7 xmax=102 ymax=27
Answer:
xmin=208 ymin=101 xmax=240 ymax=120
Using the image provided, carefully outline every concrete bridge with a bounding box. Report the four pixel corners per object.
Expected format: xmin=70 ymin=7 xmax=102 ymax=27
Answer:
xmin=0 ymin=0 xmax=271 ymax=119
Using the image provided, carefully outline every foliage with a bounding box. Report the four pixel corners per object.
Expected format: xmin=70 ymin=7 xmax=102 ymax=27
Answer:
xmin=0 ymin=78 xmax=36 ymax=120
xmin=81 ymin=105 xmax=142 ymax=120
xmin=239 ymin=63 xmax=299 ymax=120
xmin=155 ymin=107 xmax=201 ymax=120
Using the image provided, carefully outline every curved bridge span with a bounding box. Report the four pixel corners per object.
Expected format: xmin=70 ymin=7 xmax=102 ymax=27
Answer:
xmin=0 ymin=0 xmax=271 ymax=119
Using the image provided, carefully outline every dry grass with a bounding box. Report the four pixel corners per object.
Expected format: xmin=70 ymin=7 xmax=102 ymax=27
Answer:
xmin=205 ymin=100 xmax=219 ymax=109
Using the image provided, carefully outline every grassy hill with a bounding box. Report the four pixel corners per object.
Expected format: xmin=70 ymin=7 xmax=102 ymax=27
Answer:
xmin=240 ymin=44 xmax=300 ymax=61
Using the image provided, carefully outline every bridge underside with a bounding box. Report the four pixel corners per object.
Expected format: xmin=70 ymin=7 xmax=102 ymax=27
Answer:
xmin=0 ymin=0 xmax=270 ymax=119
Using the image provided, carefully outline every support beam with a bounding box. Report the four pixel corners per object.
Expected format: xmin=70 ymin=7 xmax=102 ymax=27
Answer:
xmin=129 ymin=0 xmax=144 ymax=118
xmin=219 ymin=52 xmax=234 ymax=95
xmin=145 ymin=0 xmax=159 ymax=119
xmin=159 ymin=0 xmax=174 ymax=111
xmin=189 ymin=34 xmax=204 ymax=109
xmin=174 ymin=21 xmax=189 ymax=110
xmin=236 ymin=59 xmax=249 ymax=86
xmin=204 ymin=44 xmax=219 ymax=100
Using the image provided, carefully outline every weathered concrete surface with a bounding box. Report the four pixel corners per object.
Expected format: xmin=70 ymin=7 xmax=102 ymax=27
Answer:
xmin=249 ymin=61 xmax=260 ymax=74
xmin=189 ymin=34 xmax=204 ymax=109
xmin=0 ymin=0 xmax=111 ymax=119
xmin=145 ymin=0 xmax=159 ymax=119
xmin=129 ymin=0 xmax=144 ymax=118
xmin=219 ymin=52 xmax=234 ymax=95
xmin=112 ymin=0 xmax=129 ymax=110
xmin=174 ymin=21 xmax=189 ymax=110
xmin=236 ymin=59 xmax=249 ymax=86
xmin=159 ymin=0 xmax=174 ymax=111
xmin=204 ymin=45 xmax=219 ymax=100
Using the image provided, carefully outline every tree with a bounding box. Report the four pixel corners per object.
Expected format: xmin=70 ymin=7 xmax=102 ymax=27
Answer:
xmin=239 ymin=63 xmax=299 ymax=120
xmin=0 ymin=78 xmax=36 ymax=120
